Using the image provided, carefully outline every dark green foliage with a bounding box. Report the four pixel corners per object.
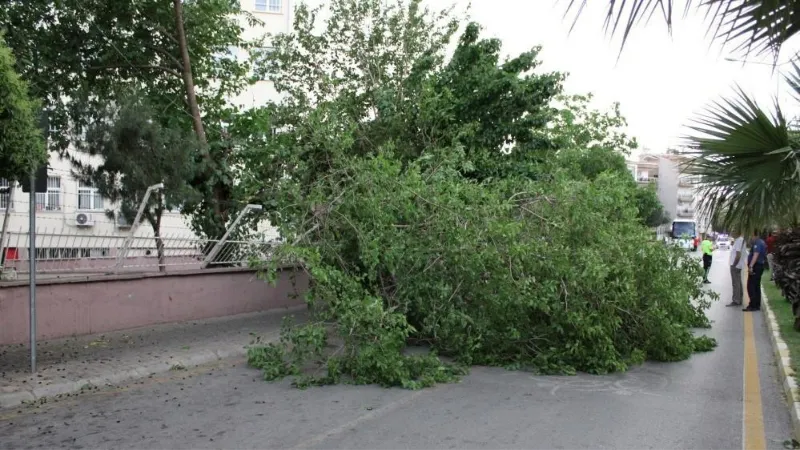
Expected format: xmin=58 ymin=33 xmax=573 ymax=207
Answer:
xmin=76 ymin=96 xmax=199 ymax=269
xmin=0 ymin=34 xmax=46 ymax=180
xmin=635 ymin=186 xmax=672 ymax=228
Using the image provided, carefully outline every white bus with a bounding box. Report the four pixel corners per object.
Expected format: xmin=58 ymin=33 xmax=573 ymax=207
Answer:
xmin=670 ymin=219 xmax=698 ymax=251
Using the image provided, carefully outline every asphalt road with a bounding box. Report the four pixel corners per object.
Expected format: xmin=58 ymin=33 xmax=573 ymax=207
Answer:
xmin=0 ymin=251 xmax=794 ymax=449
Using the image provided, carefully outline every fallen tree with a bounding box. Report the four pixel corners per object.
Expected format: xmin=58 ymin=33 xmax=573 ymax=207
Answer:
xmin=249 ymin=150 xmax=716 ymax=388
xmin=244 ymin=0 xmax=717 ymax=389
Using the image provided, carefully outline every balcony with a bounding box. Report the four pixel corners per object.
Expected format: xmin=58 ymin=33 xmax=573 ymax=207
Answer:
xmin=676 ymin=206 xmax=695 ymax=218
xmin=678 ymin=177 xmax=695 ymax=188
xmin=678 ymin=193 xmax=694 ymax=203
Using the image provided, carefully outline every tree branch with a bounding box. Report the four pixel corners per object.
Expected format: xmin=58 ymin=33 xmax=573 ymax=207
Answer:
xmin=142 ymin=43 xmax=183 ymax=68
xmin=88 ymin=64 xmax=182 ymax=79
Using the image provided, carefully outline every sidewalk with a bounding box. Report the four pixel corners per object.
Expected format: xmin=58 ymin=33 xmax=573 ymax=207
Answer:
xmin=0 ymin=305 xmax=307 ymax=409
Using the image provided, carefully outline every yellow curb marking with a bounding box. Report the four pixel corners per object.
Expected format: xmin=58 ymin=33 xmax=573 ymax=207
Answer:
xmin=743 ymin=270 xmax=766 ymax=450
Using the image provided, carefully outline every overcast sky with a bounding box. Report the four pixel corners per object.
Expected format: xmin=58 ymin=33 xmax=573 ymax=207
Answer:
xmin=417 ymin=0 xmax=800 ymax=155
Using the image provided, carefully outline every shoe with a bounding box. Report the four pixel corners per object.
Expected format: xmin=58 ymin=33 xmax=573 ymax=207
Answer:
xmin=703 ymin=280 xmax=711 ymax=284
xmin=726 ymin=302 xmax=742 ymax=307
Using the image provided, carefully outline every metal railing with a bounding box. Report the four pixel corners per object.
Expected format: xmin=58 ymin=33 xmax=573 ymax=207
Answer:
xmin=0 ymin=228 xmax=281 ymax=280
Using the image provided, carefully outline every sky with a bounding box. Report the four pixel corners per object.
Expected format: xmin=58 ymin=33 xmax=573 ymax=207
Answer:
xmin=414 ymin=0 xmax=800 ymax=155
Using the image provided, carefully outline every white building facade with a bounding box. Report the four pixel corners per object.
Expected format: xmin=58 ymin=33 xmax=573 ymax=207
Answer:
xmin=626 ymin=152 xmax=710 ymax=235
xmin=0 ymin=0 xmax=292 ymax=244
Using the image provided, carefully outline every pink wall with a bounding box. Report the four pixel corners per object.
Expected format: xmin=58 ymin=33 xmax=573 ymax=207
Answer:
xmin=0 ymin=267 xmax=309 ymax=345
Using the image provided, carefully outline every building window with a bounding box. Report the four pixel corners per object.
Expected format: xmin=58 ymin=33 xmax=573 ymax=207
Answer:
xmin=36 ymin=248 xmax=79 ymax=260
xmin=78 ymin=180 xmax=104 ymax=210
xmin=35 ymin=176 xmax=62 ymax=211
xmin=0 ymin=178 xmax=10 ymax=210
xmin=34 ymin=247 xmax=110 ymax=260
xmin=255 ymin=0 xmax=281 ymax=12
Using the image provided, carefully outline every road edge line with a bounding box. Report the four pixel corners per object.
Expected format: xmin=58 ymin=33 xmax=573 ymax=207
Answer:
xmin=761 ymin=286 xmax=800 ymax=445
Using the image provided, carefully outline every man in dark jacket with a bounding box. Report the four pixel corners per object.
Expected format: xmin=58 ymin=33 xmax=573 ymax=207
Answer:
xmin=744 ymin=230 xmax=767 ymax=312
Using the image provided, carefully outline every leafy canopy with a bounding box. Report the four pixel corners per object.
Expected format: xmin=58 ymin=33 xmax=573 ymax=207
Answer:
xmin=76 ymin=95 xmax=199 ymax=232
xmin=0 ymin=34 xmax=46 ymax=180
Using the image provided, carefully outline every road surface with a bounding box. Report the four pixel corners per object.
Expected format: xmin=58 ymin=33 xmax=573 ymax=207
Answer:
xmin=0 ymin=251 xmax=793 ymax=449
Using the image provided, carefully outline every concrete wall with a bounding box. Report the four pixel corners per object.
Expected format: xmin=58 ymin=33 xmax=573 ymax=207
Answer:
xmin=0 ymin=267 xmax=308 ymax=345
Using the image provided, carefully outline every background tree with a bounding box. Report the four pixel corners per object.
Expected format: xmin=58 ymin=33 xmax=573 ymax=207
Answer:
xmin=543 ymin=94 xmax=670 ymax=227
xmin=244 ymin=0 xmax=565 ymax=201
xmin=77 ymin=96 xmax=199 ymax=271
xmin=0 ymin=0 xmax=262 ymax=239
xmin=0 ymin=34 xmax=46 ymax=181
xmin=540 ymin=94 xmax=638 ymax=155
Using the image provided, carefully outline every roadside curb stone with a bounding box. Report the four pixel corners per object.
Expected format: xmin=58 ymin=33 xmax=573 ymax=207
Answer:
xmin=761 ymin=286 xmax=800 ymax=444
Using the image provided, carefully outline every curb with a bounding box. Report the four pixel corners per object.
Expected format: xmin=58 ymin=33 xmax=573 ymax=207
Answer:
xmin=0 ymin=334 xmax=275 ymax=410
xmin=761 ymin=286 xmax=800 ymax=444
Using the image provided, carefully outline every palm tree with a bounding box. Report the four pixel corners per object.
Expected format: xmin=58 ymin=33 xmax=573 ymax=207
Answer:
xmin=564 ymin=0 xmax=800 ymax=315
xmin=564 ymin=1 xmax=800 ymax=58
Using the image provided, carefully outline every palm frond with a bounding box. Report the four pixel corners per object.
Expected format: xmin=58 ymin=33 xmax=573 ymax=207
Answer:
xmin=710 ymin=0 xmax=800 ymax=58
xmin=682 ymin=86 xmax=800 ymax=232
xmin=563 ymin=0 xmax=800 ymax=58
xmin=785 ymin=59 xmax=800 ymax=102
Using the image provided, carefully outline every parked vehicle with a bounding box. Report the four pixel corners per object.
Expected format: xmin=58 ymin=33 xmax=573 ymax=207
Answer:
xmin=716 ymin=234 xmax=731 ymax=250
xmin=670 ymin=219 xmax=698 ymax=251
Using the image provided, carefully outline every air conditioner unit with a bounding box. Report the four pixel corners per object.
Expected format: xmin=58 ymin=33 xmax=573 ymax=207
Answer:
xmin=75 ymin=212 xmax=94 ymax=227
xmin=117 ymin=213 xmax=131 ymax=229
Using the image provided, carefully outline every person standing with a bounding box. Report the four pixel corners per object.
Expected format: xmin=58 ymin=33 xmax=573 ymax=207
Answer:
xmin=727 ymin=230 xmax=746 ymax=307
xmin=701 ymin=234 xmax=714 ymax=284
xmin=744 ymin=230 xmax=767 ymax=312
xmin=766 ymin=231 xmax=777 ymax=281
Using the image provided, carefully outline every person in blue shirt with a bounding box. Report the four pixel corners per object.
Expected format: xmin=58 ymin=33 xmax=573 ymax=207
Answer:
xmin=744 ymin=230 xmax=767 ymax=312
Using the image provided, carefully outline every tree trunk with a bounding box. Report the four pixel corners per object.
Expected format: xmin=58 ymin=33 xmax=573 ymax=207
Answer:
xmin=154 ymin=230 xmax=166 ymax=273
xmin=172 ymin=0 xmax=207 ymax=146
xmin=172 ymin=0 xmax=228 ymax=232
xmin=148 ymin=211 xmax=167 ymax=273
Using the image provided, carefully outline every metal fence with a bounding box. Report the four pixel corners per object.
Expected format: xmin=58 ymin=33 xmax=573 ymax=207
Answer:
xmin=0 ymin=228 xmax=282 ymax=281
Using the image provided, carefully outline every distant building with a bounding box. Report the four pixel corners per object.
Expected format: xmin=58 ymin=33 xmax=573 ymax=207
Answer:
xmin=626 ymin=152 xmax=710 ymax=235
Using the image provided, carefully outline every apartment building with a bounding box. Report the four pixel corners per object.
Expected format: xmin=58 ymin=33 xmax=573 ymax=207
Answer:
xmin=0 ymin=0 xmax=293 ymax=243
xmin=626 ymin=152 xmax=710 ymax=234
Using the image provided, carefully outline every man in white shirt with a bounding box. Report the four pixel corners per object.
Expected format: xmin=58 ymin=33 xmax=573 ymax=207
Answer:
xmin=727 ymin=231 xmax=747 ymax=307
